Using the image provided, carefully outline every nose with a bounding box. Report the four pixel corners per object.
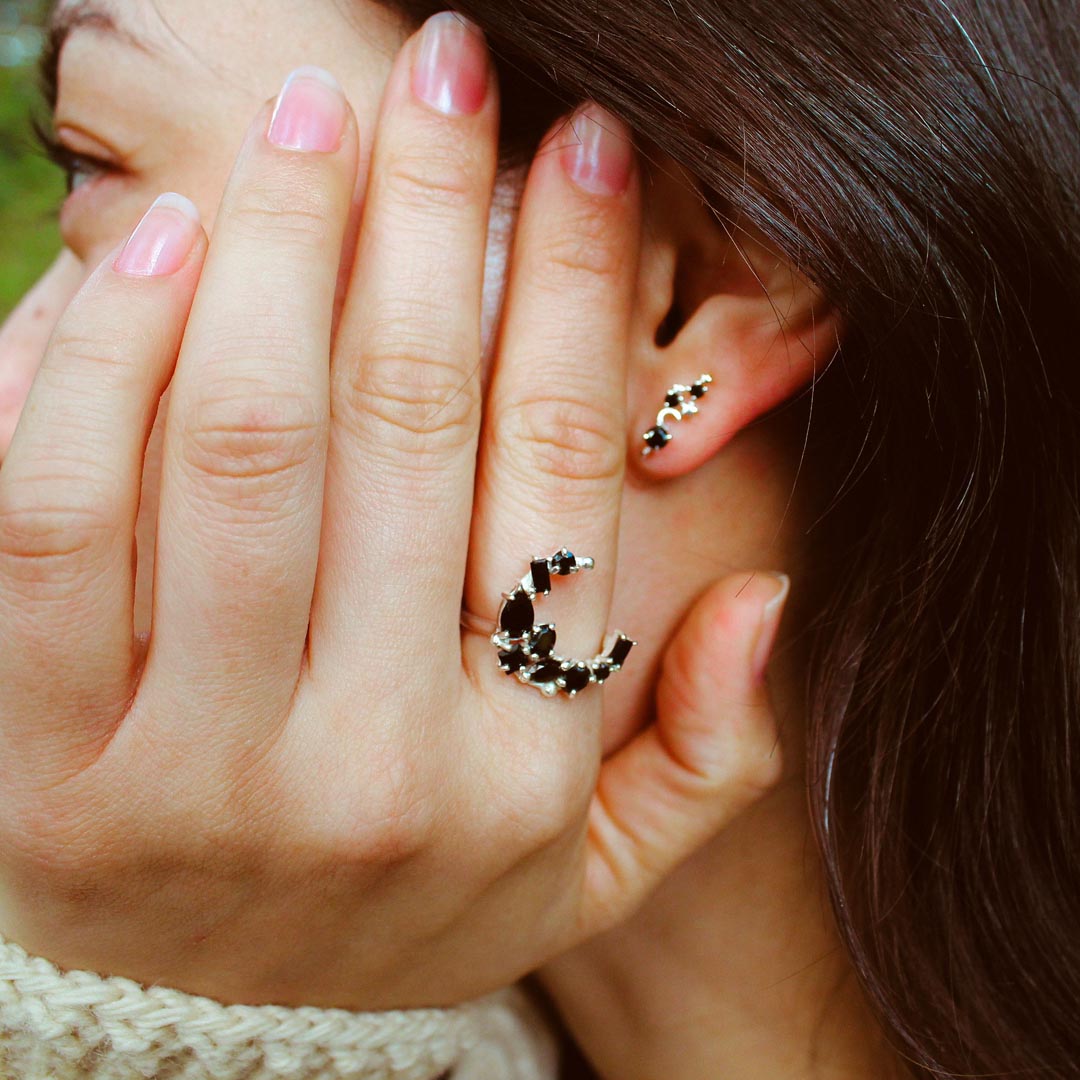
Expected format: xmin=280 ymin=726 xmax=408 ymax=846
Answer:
xmin=0 ymin=249 xmax=85 ymax=462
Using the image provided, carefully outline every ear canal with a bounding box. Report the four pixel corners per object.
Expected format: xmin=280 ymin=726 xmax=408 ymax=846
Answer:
xmin=654 ymin=297 xmax=686 ymax=348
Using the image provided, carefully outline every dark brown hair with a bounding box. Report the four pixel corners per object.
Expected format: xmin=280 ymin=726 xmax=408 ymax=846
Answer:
xmin=386 ymin=0 xmax=1079 ymax=1075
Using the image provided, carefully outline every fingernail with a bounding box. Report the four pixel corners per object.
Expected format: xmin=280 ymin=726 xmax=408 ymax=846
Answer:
xmin=412 ymin=11 xmax=489 ymax=116
xmin=114 ymin=193 xmax=201 ymax=278
xmin=268 ymin=66 xmax=348 ymax=152
xmin=751 ymin=574 xmax=791 ymax=684
xmin=561 ymin=103 xmax=633 ymax=196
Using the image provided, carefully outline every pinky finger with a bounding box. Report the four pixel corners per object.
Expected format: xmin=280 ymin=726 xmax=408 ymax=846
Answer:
xmin=0 ymin=194 xmax=205 ymax=769
xmin=579 ymin=571 xmax=790 ymax=937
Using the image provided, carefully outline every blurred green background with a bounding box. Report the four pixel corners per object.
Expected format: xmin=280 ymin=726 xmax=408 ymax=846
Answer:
xmin=1 ymin=0 xmax=64 ymax=319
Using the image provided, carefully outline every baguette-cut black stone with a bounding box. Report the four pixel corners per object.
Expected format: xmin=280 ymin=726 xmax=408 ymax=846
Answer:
xmin=562 ymin=665 xmax=591 ymax=694
xmin=530 ymin=559 xmax=552 ymax=595
xmin=531 ymin=625 xmax=557 ymax=659
xmin=645 ymin=426 xmax=671 ymax=450
xmin=665 ymin=391 xmax=683 ymax=408
xmin=608 ymin=636 xmax=634 ymax=668
xmin=552 ymin=550 xmax=577 ymax=576
xmin=498 ymin=649 xmax=527 ymax=673
xmin=593 ymin=664 xmax=612 ymax=683
xmin=500 ymin=589 xmax=534 ymax=637
xmin=529 ymin=660 xmax=564 ymax=685
xmin=690 ymin=382 xmax=708 ymax=398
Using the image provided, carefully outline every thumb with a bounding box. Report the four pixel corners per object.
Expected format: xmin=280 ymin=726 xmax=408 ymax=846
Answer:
xmin=580 ymin=571 xmax=790 ymax=937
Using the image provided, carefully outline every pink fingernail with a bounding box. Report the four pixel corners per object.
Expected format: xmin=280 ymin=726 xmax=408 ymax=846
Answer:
xmin=561 ymin=103 xmax=634 ymax=197
xmin=114 ymin=193 xmax=201 ymax=278
xmin=412 ymin=11 xmax=489 ymax=116
xmin=268 ymin=66 xmax=348 ymax=152
xmin=752 ymin=574 xmax=791 ymax=684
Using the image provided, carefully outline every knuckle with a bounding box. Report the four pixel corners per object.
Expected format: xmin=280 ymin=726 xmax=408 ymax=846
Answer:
xmin=513 ymin=773 xmax=582 ymax=853
xmin=381 ymin=143 xmax=485 ymax=216
xmin=308 ymin=770 xmax=436 ymax=874
xmin=479 ymin=738 xmax=587 ymax=856
xmin=224 ymin=179 xmax=335 ymax=250
xmin=45 ymin=328 xmax=144 ymax=393
xmin=537 ymin=213 xmax=627 ymax=283
xmin=499 ymin=390 xmax=624 ymax=488
xmin=341 ymin=333 xmax=479 ymax=449
xmin=0 ymin=787 xmax=110 ymax=897
xmin=0 ymin=488 xmax=114 ymax=588
xmin=180 ymin=383 xmax=322 ymax=513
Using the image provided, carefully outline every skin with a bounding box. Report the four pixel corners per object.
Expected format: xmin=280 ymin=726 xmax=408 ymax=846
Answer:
xmin=0 ymin=0 xmax=905 ymax=1076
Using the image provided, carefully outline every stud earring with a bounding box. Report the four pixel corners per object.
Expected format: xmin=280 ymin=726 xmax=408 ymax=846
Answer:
xmin=641 ymin=374 xmax=714 ymax=455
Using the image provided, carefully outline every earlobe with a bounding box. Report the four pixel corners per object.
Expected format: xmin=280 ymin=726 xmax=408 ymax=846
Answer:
xmin=627 ymin=160 xmax=841 ymax=479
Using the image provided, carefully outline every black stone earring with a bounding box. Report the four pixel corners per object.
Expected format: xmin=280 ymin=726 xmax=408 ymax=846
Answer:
xmin=641 ymin=374 xmax=714 ymax=455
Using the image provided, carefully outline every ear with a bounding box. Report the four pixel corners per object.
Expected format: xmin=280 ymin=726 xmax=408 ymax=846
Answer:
xmin=627 ymin=155 xmax=841 ymax=479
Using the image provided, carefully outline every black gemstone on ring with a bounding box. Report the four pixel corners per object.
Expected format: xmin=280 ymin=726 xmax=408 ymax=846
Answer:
xmin=593 ymin=664 xmax=612 ymax=683
xmin=500 ymin=588 xmax=534 ymax=638
xmin=608 ymin=636 xmax=634 ymax=668
xmin=562 ymin=665 xmax=591 ymax=694
xmin=530 ymin=559 xmax=552 ymax=595
xmin=530 ymin=625 xmax=557 ymax=659
xmin=665 ymin=391 xmax=682 ymax=409
xmin=690 ymin=382 xmax=708 ymax=398
xmin=498 ymin=649 xmax=528 ymax=674
xmin=529 ymin=660 xmax=564 ymax=685
xmin=645 ymin=426 xmax=671 ymax=450
xmin=551 ymin=550 xmax=577 ymax=576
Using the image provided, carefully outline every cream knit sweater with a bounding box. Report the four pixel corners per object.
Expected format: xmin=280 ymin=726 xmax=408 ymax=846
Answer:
xmin=0 ymin=935 xmax=560 ymax=1079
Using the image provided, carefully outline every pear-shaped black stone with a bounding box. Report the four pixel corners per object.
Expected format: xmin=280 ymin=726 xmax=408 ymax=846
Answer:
xmin=500 ymin=589 xmax=534 ymax=637
xmin=645 ymin=426 xmax=671 ymax=450
xmin=552 ymin=551 xmax=577 ymax=576
xmin=530 ymin=625 xmax=557 ymax=659
xmin=608 ymin=636 xmax=634 ymax=668
xmin=562 ymin=665 xmax=591 ymax=694
xmin=529 ymin=660 xmax=564 ymax=685
xmin=690 ymin=382 xmax=708 ymax=398
xmin=498 ymin=649 xmax=527 ymax=674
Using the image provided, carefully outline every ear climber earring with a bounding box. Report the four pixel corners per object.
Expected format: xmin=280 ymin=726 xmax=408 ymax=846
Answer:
xmin=641 ymin=374 xmax=714 ymax=456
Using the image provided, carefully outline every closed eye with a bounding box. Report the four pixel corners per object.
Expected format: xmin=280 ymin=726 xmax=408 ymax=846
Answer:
xmin=32 ymin=121 xmax=117 ymax=195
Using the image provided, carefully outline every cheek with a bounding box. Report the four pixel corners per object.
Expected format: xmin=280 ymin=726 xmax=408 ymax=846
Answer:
xmin=480 ymin=167 xmax=527 ymax=387
xmin=0 ymin=250 xmax=87 ymax=461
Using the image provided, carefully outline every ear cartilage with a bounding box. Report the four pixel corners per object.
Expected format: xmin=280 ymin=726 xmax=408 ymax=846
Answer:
xmin=641 ymin=374 xmax=714 ymax=456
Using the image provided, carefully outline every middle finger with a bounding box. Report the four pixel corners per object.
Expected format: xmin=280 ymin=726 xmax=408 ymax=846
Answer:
xmin=311 ymin=13 xmax=498 ymax=682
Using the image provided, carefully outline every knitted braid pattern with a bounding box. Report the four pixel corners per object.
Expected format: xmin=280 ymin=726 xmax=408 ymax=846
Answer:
xmin=0 ymin=935 xmax=557 ymax=1079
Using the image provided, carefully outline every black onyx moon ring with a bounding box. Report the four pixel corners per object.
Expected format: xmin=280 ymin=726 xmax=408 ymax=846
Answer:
xmin=467 ymin=549 xmax=636 ymax=699
xmin=641 ymin=373 xmax=714 ymax=455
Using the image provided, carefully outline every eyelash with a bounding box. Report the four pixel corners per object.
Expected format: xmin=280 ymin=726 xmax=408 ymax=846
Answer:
xmin=32 ymin=122 xmax=114 ymax=195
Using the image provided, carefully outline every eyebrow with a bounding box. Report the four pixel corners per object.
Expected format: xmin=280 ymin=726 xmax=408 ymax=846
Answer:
xmin=40 ymin=1 xmax=150 ymax=110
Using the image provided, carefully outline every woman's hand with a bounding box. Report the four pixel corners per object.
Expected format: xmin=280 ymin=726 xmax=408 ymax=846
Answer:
xmin=0 ymin=15 xmax=784 ymax=1010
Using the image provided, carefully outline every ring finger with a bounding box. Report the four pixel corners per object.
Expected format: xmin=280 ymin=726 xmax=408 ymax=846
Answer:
xmin=466 ymin=104 xmax=642 ymax=711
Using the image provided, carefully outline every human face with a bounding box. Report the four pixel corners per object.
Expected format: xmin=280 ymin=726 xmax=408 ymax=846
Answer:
xmin=1 ymin=0 xmax=526 ymax=452
xmin=0 ymin=0 xmax=789 ymax=760
xmin=0 ymin=2 xmax=387 ymax=446
xmin=0 ymin=0 xmax=667 ymax=755
xmin=41 ymin=0 xmax=408 ymax=267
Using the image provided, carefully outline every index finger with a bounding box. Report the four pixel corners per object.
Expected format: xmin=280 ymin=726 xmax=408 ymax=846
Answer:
xmin=147 ymin=68 xmax=359 ymax=723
